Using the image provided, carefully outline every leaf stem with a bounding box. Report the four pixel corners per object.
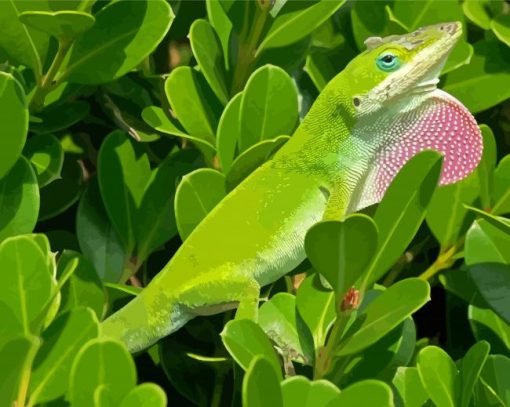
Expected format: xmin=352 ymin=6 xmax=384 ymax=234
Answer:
xmin=29 ymin=39 xmax=72 ymax=113
xmin=418 ymin=242 xmax=460 ymax=281
xmin=314 ymin=308 xmax=351 ymax=379
xmin=230 ymin=4 xmax=268 ymax=94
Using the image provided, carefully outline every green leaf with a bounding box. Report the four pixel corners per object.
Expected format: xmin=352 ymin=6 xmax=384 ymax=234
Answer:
xmin=0 ymin=72 xmax=28 ymax=179
xmin=205 ymin=0 xmax=232 ymax=69
xmin=493 ymin=155 xmax=510 ymax=215
xmin=473 ymin=378 xmax=506 ymax=406
xmin=439 ymin=266 xmax=485 ymax=307
xmin=221 ymin=319 xmax=282 ymax=377
xmin=0 ymin=0 xmax=49 ymax=79
xmin=19 ymin=10 xmax=95 ymax=40
xmin=465 ymin=219 xmax=510 ymax=265
xmin=141 ymin=105 xmax=216 ymax=158
xmin=443 ymin=40 xmax=510 ymax=113
xmin=257 ymin=1 xmax=346 ymax=54
xmin=365 ymin=151 xmax=443 ymax=286
xmin=69 ymin=339 xmax=136 ymax=407
xmin=29 ymin=308 xmax=99 ymax=404
xmin=426 ymin=172 xmax=479 ymax=247
xmin=225 ymin=136 xmax=289 ymax=191
xmin=342 ymin=318 xmax=416 ymax=385
xmin=481 ymin=355 xmax=510 ymax=406
xmin=459 ymin=340 xmax=491 ymax=407
xmin=24 ymin=134 xmax=64 ymax=187
xmin=469 ymin=305 xmax=510 ymax=356
xmin=0 ymin=335 xmax=40 ymax=407
xmin=465 ymin=206 xmax=510 ymax=235
xmin=0 ymin=157 xmax=39 ymax=242
xmin=463 ymin=1 xmax=492 ymax=30
xmin=66 ymin=0 xmax=173 ymax=84
xmin=98 ymin=130 xmax=151 ymax=252
xmin=119 ymin=383 xmax=167 ymax=407
xmin=417 ymin=346 xmax=459 ymax=407
xmin=190 ymin=19 xmax=228 ymax=105
xmin=281 ymin=376 xmax=340 ymax=407
xmin=239 ymin=65 xmax=298 ymax=153
xmin=351 ymin=0 xmax=399 ymax=51
xmin=165 ymin=67 xmax=221 ymax=147
xmin=57 ymin=251 xmax=105 ymax=319
xmin=137 ymin=149 xmax=201 ymax=261
xmin=174 ymin=168 xmax=226 ymax=241
xmin=469 ymin=263 xmax=510 ymax=325
xmin=243 ymin=355 xmax=283 ymax=407
xmin=77 ymin=177 xmax=126 ymax=283
xmin=38 ymin=154 xmax=84 ymax=221
xmin=337 ymin=278 xmax=430 ymax=357
xmin=305 ymin=214 xmax=378 ymax=298
xmin=216 ymin=92 xmax=243 ymax=173
xmin=477 ymin=124 xmax=497 ymax=210
xmin=331 ymin=380 xmax=394 ymax=406
xmin=258 ymin=293 xmax=308 ymax=364
xmin=393 ymin=367 xmax=429 ymax=407
xmin=295 ymin=274 xmax=335 ymax=349
xmin=492 ymin=14 xmax=510 ymax=47
xmin=0 ymin=235 xmax=54 ymax=344
xmin=31 ymin=101 xmax=90 ymax=135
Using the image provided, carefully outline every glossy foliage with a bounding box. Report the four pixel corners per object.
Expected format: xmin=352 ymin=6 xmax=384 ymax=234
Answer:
xmin=0 ymin=0 xmax=509 ymax=405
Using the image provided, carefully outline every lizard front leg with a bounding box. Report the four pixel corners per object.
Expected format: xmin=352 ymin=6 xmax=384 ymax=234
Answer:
xmin=177 ymin=271 xmax=261 ymax=322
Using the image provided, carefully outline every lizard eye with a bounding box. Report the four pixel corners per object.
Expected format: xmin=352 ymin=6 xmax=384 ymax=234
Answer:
xmin=376 ymin=52 xmax=400 ymax=72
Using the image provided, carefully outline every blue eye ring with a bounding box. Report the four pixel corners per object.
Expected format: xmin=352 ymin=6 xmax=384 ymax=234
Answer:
xmin=376 ymin=52 xmax=400 ymax=72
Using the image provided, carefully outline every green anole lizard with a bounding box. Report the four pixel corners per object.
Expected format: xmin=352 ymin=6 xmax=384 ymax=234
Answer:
xmin=102 ymin=22 xmax=482 ymax=352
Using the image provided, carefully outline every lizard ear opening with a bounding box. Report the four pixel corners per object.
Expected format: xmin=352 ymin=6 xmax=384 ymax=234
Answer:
xmin=353 ymin=97 xmax=361 ymax=107
xmin=350 ymin=90 xmax=483 ymax=212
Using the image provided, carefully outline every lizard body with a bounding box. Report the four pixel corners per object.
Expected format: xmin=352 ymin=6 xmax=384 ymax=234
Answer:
xmin=102 ymin=22 xmax=482 ymax=352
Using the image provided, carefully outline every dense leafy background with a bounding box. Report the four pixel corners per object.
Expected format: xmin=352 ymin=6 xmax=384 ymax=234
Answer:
xmin=1 ymin=0 xmax=510 ymax=406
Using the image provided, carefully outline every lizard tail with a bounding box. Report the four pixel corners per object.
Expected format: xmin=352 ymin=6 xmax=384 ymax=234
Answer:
xmin=101 ymin=286 xmax=191 ymax=353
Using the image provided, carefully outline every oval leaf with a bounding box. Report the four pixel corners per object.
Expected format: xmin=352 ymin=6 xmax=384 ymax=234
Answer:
xmin=216 ymin=92 xmax=243 ymax=173
xmin=365 ymin=151 xmax=443 ymax=286
xmin=0 ymin=235 xmax=54 ymax=342
xmin=189 ymin=19 xmax=228 ymax=104
xmin=119 ymin=383 xmax=167 ymax=407
xmin=0 ymin=157 xmax=39 ymax=242
xmin=417 ymin=345 xmax=459 ymax=407
xmin=305 ymin=214 xmax=378 ymax=298
xmin=19 ymin=10 xmax=95 ymax=40
xmin=24 ymin=133 xmax=64 ymax=187
xmin=29 ymin=308 xmax=99 ymax=404
xmin=220 ymin=319 xmax=281 ymax=377
xmin=66 ymin=0 xmax=173 ymax=84
xmin=174 ymin=168 xmax=226 ymax=241
xmin=281 ymin=376 xmax=340 ymax=407
xmin=0 ymin=72 xmax=28 ymax=179
xmin=98 ymin=130 xmax=151 ymax=252
xmin=242 ymin=355 xmax=283 ymax=407
xmin=337 ymin=278 xmax=430 ymax=356
xmin=77 ymin=177 xmax=126 ymax=283
xmin=239 ymin=65 xmax=298 ymax=152
xmin=69 ymin=338 xmax=136 ymax=407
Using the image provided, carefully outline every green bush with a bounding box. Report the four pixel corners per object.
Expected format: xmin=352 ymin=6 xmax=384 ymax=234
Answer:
xmin=1 ymin=0 xmax=510 ymax=406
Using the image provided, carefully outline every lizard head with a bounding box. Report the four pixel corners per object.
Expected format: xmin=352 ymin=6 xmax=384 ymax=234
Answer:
xmin=345 ymin=21 xmax=462 ymax=115
xmin=329 ymin=22 xmax=483 ymax=212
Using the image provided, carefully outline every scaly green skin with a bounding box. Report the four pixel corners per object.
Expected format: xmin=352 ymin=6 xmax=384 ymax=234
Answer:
xmin=102 ymin=22 xmax=482 ymax=352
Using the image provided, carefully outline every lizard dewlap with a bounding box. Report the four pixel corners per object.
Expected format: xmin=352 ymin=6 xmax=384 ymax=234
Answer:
xmin=101 ymin=22 xmax=482 ymax=353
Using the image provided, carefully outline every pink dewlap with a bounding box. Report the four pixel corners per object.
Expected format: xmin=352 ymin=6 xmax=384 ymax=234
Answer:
xmin=374 ymin=94 xmax=483 ymax=201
